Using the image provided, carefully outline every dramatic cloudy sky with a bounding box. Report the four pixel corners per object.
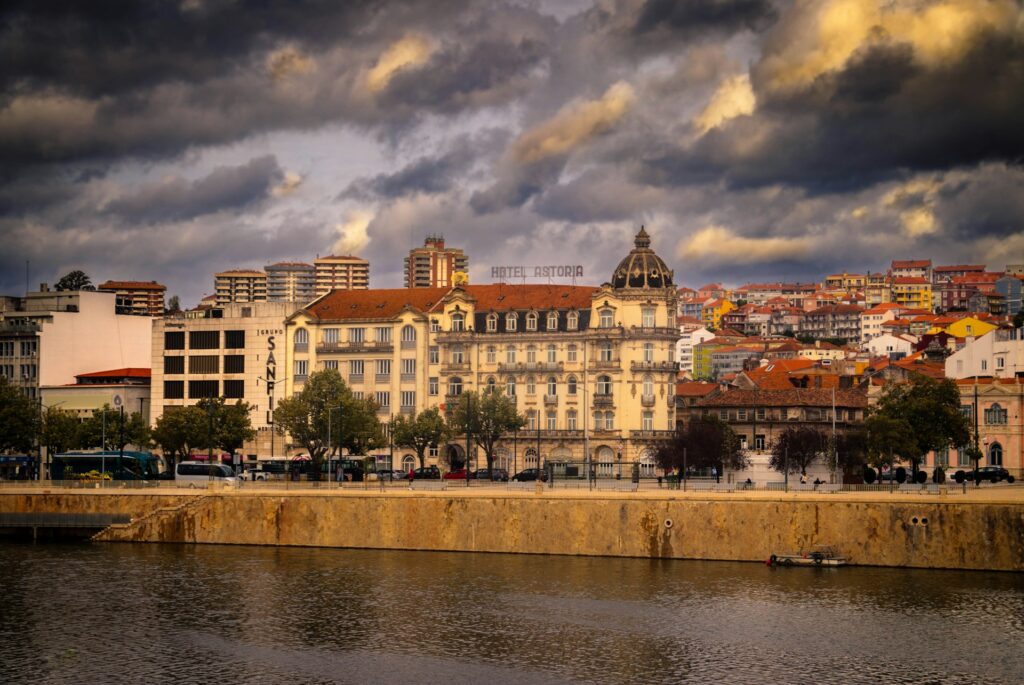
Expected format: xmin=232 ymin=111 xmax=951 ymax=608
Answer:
xmin=2 ymin=0 xmax=1023 ymax=305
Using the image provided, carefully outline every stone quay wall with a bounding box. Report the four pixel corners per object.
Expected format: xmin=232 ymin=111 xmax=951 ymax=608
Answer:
xmin=2 ymin=489 xmax=1023 ymax=571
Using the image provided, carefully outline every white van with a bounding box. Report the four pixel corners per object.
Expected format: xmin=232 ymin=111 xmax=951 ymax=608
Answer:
xmin=175 ymin=461 xmax=241 ymax=487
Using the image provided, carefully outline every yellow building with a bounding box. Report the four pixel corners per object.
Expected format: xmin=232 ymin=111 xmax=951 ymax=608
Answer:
xmin=890 ymin=277 xmax=932 ymax=311
xmin=284 ymin=228 xmax=679 ymax=474
xmin=701 ymin=298 xmax=735 ymax=330
xmin=929 ymin=316 xmax=998 ymax=339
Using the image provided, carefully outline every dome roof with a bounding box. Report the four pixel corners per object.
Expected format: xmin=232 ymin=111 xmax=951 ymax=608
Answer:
xmin=611 ymin=227 xmax=674 ymax=289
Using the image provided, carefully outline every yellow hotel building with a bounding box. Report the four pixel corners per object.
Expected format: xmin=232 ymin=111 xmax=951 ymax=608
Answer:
xmin=284 ymin=228 xmax=679 ymax=474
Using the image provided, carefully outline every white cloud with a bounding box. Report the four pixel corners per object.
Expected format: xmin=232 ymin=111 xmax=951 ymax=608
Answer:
xmin=677 ymin=225 xmax=813 ymax=264
xmin=332 ymin=210 xmax=373 ymax=255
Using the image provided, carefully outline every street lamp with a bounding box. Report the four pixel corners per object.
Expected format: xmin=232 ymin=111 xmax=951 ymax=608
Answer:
xmin=328 ymin=405 xmax=342 ymax=485
xmin=256 ymin=374 xmax=289 ymax=469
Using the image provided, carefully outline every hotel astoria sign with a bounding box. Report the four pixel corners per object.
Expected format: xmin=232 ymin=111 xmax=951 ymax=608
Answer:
xmin=490 ymin=264 xmax=584 ymax=280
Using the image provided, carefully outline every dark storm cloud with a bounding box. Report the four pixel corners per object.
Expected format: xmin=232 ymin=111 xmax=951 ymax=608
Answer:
xmin=102 ymin=155 xmax=283 ymax=223
xmin=643 ymin=30 xmax=1024 ymax=193
xmin=633 ymin=0 xmax=778 ymax=38
xmin=341 ymin=149 xmax=476 ymax=200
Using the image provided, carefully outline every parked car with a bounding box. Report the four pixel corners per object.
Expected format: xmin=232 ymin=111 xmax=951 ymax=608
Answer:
xmin=977 ymin=466 xmax=1015 ymax=483
xmin=512 ymin=468 xmax=547 ymax=482
xmin=473 ymin=468 xmax=509 ymax=482
xmin=443 ymin=469 xmax=471 ymax=480
xmin=412 ymin=465 xmax=441 ymax=480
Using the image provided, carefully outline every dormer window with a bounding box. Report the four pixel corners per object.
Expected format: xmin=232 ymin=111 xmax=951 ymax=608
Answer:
xmin=567 ymin=311 xmax=579 ymax=331
xmin=486 ymin=313 xmax=498 ymax=332
xmin=506 ymin=312 xmax=518 ymax=331
xmin=599 ymin=309 xmax=614 ymax=328
xmin=451 ymin=313 xmax=465 ymax=332
xmin=526 ymin=312 xmax=538 ymax=331
xmin=546 ymin=311 xmax=558 ymax=330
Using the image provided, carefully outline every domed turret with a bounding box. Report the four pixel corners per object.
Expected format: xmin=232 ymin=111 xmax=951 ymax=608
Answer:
xmin=611 ymin=227 xmax=674 ymax=289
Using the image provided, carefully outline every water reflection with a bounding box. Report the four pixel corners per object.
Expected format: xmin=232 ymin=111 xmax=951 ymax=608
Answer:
xmin=1 ymin=543 xmax=1022 ymax=684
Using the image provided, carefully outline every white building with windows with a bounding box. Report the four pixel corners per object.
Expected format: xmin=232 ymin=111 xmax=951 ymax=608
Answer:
xmin=945 ymin=327 xmax=1024 ymax=379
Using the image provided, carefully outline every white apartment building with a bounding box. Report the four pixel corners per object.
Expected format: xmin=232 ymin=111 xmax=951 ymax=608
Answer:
xmin=266 ymin=262 xmax=315 ymax=303
xmin=0 ymin=288 xmax=151 ymax=401
xmin=946 ymin=327 xmax=1024 ymax=379
xmin=214 ymin=270 xmax=268 ymax=304
xmin=314 ymin=255 xmax=369 ymax=295
xmin=866 ymin=333 xmax=917 ymax=359
xmin=676 ymin=324 xmax=714 ymax=377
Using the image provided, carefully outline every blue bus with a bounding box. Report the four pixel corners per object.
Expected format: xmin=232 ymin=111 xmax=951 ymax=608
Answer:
xmin=51 ymin=451 xmax=162 ymax=481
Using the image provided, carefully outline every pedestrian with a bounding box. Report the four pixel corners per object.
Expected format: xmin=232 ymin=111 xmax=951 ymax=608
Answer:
xmin=711 ymin=466 xmax=718 ymax=483
xmin=800 ymin=473 xmax=808 ymax=485
xmin=408 ymin=467 xmax=414 ymax=482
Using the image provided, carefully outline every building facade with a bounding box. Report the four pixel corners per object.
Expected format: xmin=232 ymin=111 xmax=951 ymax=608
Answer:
xmin=97 ymin=280 xmax=167 ymax=316
xmin=214 ymin=270 xmax=268 ymax=304
xmin=266 ymin=262 xmax=316 ymax=303
xmin=800 ymin=305 xmax=863 ymax=342
xmin=314 ymin=255 xmax=369 ymax=294
xmin=945 ymin=327 xmax=1024 ymax=379
xmin=404 ymin=235 xmax=469 ymax=288
xmin=150 ymin=301 xmax=298 ymax=464
xmin=285 ymin=228 xmax=679 ymax=475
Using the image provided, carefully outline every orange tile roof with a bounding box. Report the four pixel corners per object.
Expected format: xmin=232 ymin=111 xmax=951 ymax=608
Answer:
xmin=892 ymin=276 xmax=929 ymax=284
xmin=463 ymin=284 xmax=597 ymax=311
xmin=677 ymin=315 xmax=702 ymax=325
xmin=97 ymin=280 xmax=166 ymax=291
xmin=675 ymin=381 xmax=718 ymax=396
xmin=305 ymin=287 xmax=449 ymax=321
xmin=934 ymin=264 xmax=985 ymax=272
xmin=76 ymin=368 xmax=151 ymax=379
xmin=892 ymin=259 xmax=932 ymax=269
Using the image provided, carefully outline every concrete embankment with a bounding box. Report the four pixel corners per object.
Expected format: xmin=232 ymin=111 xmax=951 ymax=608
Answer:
xmin=2 ymin=488 xmax=1023 ymax=571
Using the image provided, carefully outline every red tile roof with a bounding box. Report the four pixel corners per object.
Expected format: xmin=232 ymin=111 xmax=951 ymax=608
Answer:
xmin=462 ymin=284 xmax=597 ymax=311
xmin=892 ymin=276 xmax=929 ymax=284
xmin=934 ymin=264 xmax=985 ymax=273
xmin=97 ymin=280 xmax=166 ymax=291
xmin=75 ymin=368 xmax=151 ymax=379
xmin=304 ymin=287 xmax=449 ymax=321
xmin=675 ymin=381 xmax=718 ymax=397
xmin=892 ymin=259 xmax=932 ymax=269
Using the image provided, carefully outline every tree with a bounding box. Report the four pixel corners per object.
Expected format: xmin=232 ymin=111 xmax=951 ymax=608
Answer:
xmin=863 ymin=414 xmax=917 ymax=471
xmin=872 ymin=376 xmax=971 ymax=473
xmin=273 ymin=369 xmax=383 ymax=480
xmin=0 ymin=377 xmax=37 ymax=454
xmin=40 ymin=406 xmax=81 ymax=456
xmin=79 ymin=405 xmax=149 ymax=451
xmin=54 ymin=270 xmax=94 ymax=291
xmin=1013 ymin=309 xmax=1024 ymax=330
xmin=152 ymin=406 xmax=207 ymax=465
xmin=834 ymin=427 xmax=868 ymax=476
xmin=167 ymin=295 xmax=181 ymax=314
xmin=392 ymin=407 xmax=450 ymax=469
xmin=446 ymin=391 xmax=525 ymax=475
xmin=654 ymin=415 xmax=747 ymax=475
xmin=770 ymin=426 xmax=828 ymax=476
xmin=196 ymin=397 xmax=256 ymax=457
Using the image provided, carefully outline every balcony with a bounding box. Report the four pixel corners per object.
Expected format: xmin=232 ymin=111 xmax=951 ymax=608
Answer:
xmin=631 ymin=361 xmax=679 ymax=373
xmin=544 ymin=395 xmax=558 ymax=405
xmin=590 ymin=359 xmax=620 ymax=370
xmin=400 ymin=340 xmax=417 ymax=350
xmin=435 ymin=330 xmax=475 ymax=342
xmin=316 ymin=341 xmax=393 ymax=354
xmin=348 ymin=374 xmax=364 ymax=385
xmin=400 ymin=373 xmax=416 ymax=382
xmin=400 ymin=406 xmax=415 ymax=415
xmin=630 ymin=429 xmax=675 ymax=441
xmin=441 ymin=362 xmax=471 ymax=374
xmin=641 ymin=394 xmax=656 ymax=407
xmin=294 ymin=374 xmax=308 ymax=383
xmin=593 ymin=394 xmax=614 ymax=407
xmin=294 ymin=343 xmax=308 ymax=353
xmin=376 ymin=405 xmax=391 ymax=415
xmin=497 ymin=362 xmax=522 ymax=373
xmin=375 ymin=374 xmax=391 ymax=383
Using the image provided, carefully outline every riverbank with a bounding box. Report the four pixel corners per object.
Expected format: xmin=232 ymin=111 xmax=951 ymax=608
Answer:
xmin=2 ymin=487 xmax=1023 ymax=571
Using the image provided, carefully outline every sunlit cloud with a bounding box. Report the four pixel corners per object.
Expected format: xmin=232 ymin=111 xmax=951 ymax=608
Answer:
xmin=332 ymin=210 xmax=373 ymax=255
xmin=677 ymin=224 xmax=813 ymax=264
xmin=365 ymin=35 xmax=435 ymax=93
xmin=266 ymin=46 xmax=316 ymax=82
xmin=694 ymin=74 xmax=756 ymax=134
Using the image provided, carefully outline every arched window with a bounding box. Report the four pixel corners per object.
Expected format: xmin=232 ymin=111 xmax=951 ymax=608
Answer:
xmin=450 ymin=312 xmax=465 ymax=332
xmin=294 ymin=328 xmax=308 ymax=347
xmin=597 ymin=375 xmax=612 ymax=395
xmin=527 ymin=345 xmax=537 ymax=363
xmin=642 ymin=375 xmax=654 ymax=397
xmin=506 ymin=345 xmax=516 ymax=364
xmin=486 ymin=345 xmax=496 ymax=363
xmin=451 ymin=344 xmax=465 ymax=364
xmin=402 ymin=455 xmax=416 ymax=471
xmin=506 ymin=376 xmax=517 ymax=396
xmin=547 ymin=376 xmax=557 ymax=396
xmin=599 ymin=341 xmax=613 ymax=362
xmin=547 ymin=344 xmax=557 ymax=363
xmin=599 ymin=309 xmax=614 ymax=328
xmin=527 ymin=376 xmax=536 ymax=395
xmin=506 ymin=312 xmax=518 ymax=331
xmin=448 ymin=377 xmax=463 ymax=396
xmin=989 ymin=442 xmax=1003 ymax=466
xmin=984 ymin=403 xmax=1008 ymax=425
xmin=567 ymin=375 xmax=578 ymax=395
xmin=401 ymin=325 xmax=416 ymax=342
xmin=486 ymin=377 xmax=496 ymax=393
xmin=567 ymin=311 xmax=579 ymax=331
xmin=526 ymin=312 xmax=538 ymax=331
xmin=547 ymin=311 xmax=558 ymax=330
xmin=486 ymin=313 xmax=498 ymax=332
xmin=525 ymin=448 xmax=538 ymax=467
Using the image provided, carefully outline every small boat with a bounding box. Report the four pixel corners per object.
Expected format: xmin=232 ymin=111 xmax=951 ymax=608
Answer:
xmin=768 ymin=545 xmax=847 ymax=567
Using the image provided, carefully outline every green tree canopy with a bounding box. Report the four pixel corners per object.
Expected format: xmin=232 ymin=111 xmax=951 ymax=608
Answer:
xmin=152 ymin=406 xmax=207 ymax=463
xmin=273 ymin=369 xmax=383 ymax=479
xmin=872 ymin=376 xmax=971 ymax=469
xmin=654 ymin=415 xmax=747 ymax=474
xmin=54 ymin=270 xmax=94 ymax=291
xmin=863 ymin=414 xmax=917 ymax=470
xmin=391 ymin=407 xmax=450 ymax=469
xmin=770 ymin=426 xmax=829 ymax=475
xmin=167 ymin=295 xmax=181 ymax=313
xmin=0 ymin=377 xmax=37 ymax=454
xmin=40 ymin=406 xmax=81 ymax=456
xmin=446 ymin=390 xmax=525 ymax=474
xmin=79 ymin=405 xmax=149 ymax=451
xmin=196 ymin=397 xmax=256 ymax=456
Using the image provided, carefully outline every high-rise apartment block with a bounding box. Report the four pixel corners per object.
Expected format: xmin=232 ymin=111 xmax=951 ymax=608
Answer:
xmin=314 ymin=255 xmax=369 ymax=295
xmin=265 ymin=262 xmax=315 ymax=303
xmin=214 ymin=270 xmax=268 ymax=304
xmin=97 ymin=280 xmax=167 ymax=316
xmin=404 ymin=235 xmax=468 ymax=288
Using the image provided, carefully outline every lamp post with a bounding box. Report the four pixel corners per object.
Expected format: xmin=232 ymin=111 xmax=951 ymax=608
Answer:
xmin=257 ymin=374 xmax=288 ymax=470
xmin=328 ymin=405 xmax=342 ymax=486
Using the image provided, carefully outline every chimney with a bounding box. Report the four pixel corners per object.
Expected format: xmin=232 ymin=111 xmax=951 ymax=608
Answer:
xmin=39 ymin=282 xmax=49 ymax=292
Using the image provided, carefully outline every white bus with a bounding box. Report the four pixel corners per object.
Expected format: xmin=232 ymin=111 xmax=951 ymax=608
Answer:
xmin=175 ymin=461 xmax=241 ymax=487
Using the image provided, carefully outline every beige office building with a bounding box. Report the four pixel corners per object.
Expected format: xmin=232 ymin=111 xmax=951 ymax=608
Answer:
xmin=285 ymin=228 xmax=678 ymax=474
xmin=404 ymin=234 xmax=468 ymax=288
xmin=214 ymin=270 xmax=268 ymax=304
xmin=314 ymin=255 xmax=369 ymax=295
xmin=97 ymin=280 xmax=167 ymax=316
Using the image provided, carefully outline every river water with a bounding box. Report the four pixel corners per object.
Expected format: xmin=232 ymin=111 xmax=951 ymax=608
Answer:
xmin=1 ymin=543 xmax=1022 ymax=685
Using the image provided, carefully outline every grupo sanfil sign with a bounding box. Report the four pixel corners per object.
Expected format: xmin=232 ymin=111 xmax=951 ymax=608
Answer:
xmin=490 ymin=265 xmax=584 ymax=280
